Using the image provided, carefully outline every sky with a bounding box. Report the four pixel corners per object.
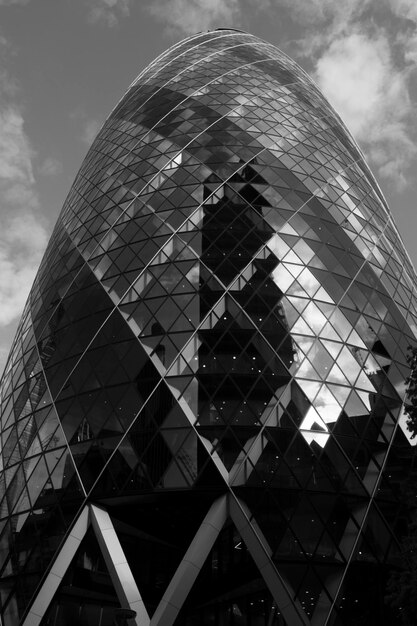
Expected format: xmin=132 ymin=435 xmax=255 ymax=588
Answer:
xmin=0 ymin=0 xmax=416 ymax=373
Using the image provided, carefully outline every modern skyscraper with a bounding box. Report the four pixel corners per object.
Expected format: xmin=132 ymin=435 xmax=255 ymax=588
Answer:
xmin=0 ymin=28 xmax=416 ymax=626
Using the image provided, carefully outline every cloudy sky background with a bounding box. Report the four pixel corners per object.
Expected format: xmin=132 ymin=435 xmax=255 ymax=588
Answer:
xmin=0 ymin=0 xmax=416 ymax=372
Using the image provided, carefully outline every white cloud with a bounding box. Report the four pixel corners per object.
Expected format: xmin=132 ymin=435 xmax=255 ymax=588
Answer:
xmin=87 ymin=0 xmax=131 ymax=27
xmin=315 ymin=32 xmax=398 ymax=139
xmin=38 ymin=156 xmax=63 ymax=177
xmin=0 ymin=0 xmax=30 ymax=5
xmin=0 ymin=58 xmax=49 ymax=333
xmin=70 ymin=108 xmax=103 ymax=146
xmin=147 ymin=0 xmax=241 ymax=36
xmin=314 ymin=30 xmax=416 ymax=186
xmin=0 ymin=213 xmax=48 ymax=326
xmin=82 ymin=118 xmax=102 ymax=145
xmin=0 ymin=149 xmax=48 ymax=326
xmin=388 ymin=0 xmax=417 ymax=22
xmin=387 ymin=0 xmax=417 ymax=65
xmin=146 ymin=0 xmax=369 ymax=38
xmin=404 ymin=38 xmax=417 ymax=64
xmin=274 ymin=0 xmax=369 ymax=28
xmin=269 ymin=0 xmax=417 ymax=186
xmin=0 ymin=107 xmax=34 ymax=182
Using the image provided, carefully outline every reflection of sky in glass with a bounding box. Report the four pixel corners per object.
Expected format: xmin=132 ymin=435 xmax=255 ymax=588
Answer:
xmin=276 ymin=262 xmax=383 ymax=446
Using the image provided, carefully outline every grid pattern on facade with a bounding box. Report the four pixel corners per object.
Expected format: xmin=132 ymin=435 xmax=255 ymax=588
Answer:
xmin=0 ymin=29 xmax=416 ymax=626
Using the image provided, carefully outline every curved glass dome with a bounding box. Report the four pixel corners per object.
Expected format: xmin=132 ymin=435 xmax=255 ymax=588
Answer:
xmin=1 ymin=29 xmax=416 ymax=626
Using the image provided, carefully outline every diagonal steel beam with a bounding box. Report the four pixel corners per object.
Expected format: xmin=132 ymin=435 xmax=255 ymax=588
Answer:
xmin=150 ymin=495 xmax=228 ymax=626
xmin=90 ymin=504 xmax=150 ymax=626
xmin=229 ymin=496 xmax=310 ymax=626
xmin=22 ymin=506 xmax=89 ymax=626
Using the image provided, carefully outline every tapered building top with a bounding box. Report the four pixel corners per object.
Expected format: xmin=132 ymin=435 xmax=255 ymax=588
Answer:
xmin=0 ymin=29 xmax=416 ymax=626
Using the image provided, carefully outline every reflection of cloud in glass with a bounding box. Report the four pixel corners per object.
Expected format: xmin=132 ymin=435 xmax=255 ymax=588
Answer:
xmin=300 ymin=268 xmax=322 ymax=293
xmin=272 ymin=263 xmax=296 ymax=292
xmin=295 ymin=301 xmax=327 ymax=334
xmin=299 ymin=406 xmax=330 ymax=448
xmin=297 ymin=383 xmax=341 ymax=447
xmin=296 ymin=379 xmax=321 ymax=403
xmin=334 ymin=346 xmax=362 ymax=384
xmin=281 ymin=273 xmax=379 ymax=448
xmin=186 ymin=264 xmax=200 ymax=285
xmin=313 ymin=385 xmax=341 ymax=424
xmin=267 ymin=233 xmax=291 ymax=258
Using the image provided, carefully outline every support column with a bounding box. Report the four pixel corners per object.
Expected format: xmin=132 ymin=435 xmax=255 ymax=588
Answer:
xmin=150 ymin=495 xmax=228 ymax=626
xmin=22 ymin=506 xmax=89 ymax=626
xmin=90 ymin=504 xmax=150 ymax=626
xmin=229 ymin=497 xmax=310 ymax=626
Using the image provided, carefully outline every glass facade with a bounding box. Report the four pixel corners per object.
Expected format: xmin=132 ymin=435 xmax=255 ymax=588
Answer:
xmin=0 ymin=29 xmax=417 ymax=626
